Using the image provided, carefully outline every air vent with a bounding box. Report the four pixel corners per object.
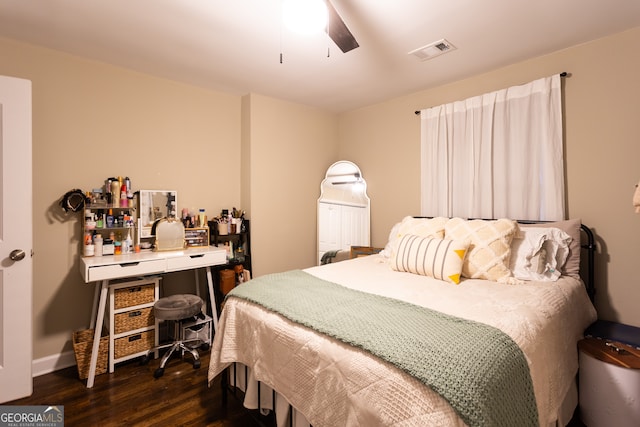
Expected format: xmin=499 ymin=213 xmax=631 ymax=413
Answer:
xmin=409 ymin=39 xmax=456 ymax=61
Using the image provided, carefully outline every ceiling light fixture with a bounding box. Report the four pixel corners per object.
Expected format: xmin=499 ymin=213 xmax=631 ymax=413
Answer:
xmin=282 ymin=0 xmax=328 ymax=35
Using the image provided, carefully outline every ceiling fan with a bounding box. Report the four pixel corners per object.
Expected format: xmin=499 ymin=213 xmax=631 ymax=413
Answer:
xmin=325 ymin=0 xmax=359 ymax=53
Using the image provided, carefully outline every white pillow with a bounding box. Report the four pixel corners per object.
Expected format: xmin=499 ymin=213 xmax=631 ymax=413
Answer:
xmin=381 ymin=216 xmax=448 ymax=259
xmin=390 ymin=234 xmax=469 ymax=284
xmin=381 ymin=219 xmax=403 ymax=258
xmin=523 ymin=219 xmax=581 ymax=278
xmin=510 ymin=226 xmax=572 ymax=281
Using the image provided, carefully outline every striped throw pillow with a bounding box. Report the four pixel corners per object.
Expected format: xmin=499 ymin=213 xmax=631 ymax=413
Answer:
xmin=391 ymin=234 xmax=469 ymax=284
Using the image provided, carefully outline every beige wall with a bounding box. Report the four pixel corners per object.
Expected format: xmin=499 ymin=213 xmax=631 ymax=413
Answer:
xmin=243 ymin=93 xmax=339 ymax=276
xmin=0 ymin=37 xmax=243 ymax=360
xmin=338 ymin=27 xmax=640 ymax=327
xmin=2 ymin=25 xmax=639 ymax=366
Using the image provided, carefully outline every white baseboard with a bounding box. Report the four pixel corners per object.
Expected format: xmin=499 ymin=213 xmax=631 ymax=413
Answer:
xmin=32 ymin=351 xmax=76 ymax=377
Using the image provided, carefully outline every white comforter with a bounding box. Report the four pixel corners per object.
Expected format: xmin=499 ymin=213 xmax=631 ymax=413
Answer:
xmin=208 ymin=255 xmax=596 ymax=427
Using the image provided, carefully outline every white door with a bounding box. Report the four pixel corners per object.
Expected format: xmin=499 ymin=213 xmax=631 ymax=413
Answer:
xmin=317 ymin=202 xmax=341 ymax=263
xmin=341 ymin=205 xmax=369 ymax=249
xmin=0 ymin=76 xmax=33 ymax=403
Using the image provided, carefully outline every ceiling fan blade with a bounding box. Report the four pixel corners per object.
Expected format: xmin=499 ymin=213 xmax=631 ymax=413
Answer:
xmin=325 ymin=0 xmax=359 ymax=53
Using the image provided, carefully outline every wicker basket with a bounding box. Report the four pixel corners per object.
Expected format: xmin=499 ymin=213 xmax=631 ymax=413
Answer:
xmin=114 ymin=307 xmax=155 ymax=335
xmin=114 ymin=330 xmax=155 ymax=359
xmin=114 ymin=283 xmax=155 ymax=309
xmin=73 ymin=328 xmax=108 ymax=380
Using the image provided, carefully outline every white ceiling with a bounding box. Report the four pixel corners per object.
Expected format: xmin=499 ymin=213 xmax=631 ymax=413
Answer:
xmin=1 ymin=0 xmax=639 ymax=113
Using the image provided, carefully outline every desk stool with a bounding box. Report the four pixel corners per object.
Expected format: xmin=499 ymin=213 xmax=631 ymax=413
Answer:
xmin=142 ymin=294 xmax=207 ymax=378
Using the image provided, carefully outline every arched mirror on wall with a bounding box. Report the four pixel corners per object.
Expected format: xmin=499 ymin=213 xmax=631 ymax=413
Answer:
xmin=317 ymin=161 xmax=371 ymax=264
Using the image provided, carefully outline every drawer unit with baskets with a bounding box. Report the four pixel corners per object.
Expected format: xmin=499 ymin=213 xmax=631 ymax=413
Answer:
xmin=108 ymin=277 xmax=160 ymax=372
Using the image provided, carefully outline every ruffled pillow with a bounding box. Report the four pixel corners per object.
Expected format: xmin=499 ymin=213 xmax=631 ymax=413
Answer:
xmin=510 ymin=226 xmax=572 ymax=281
xmin=523 ymin=219 xmax=581 ymax=278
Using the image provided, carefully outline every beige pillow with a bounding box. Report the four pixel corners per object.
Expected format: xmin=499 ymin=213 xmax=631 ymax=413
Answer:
xmin=397 ymin=216 xmax=447 ymax=237
xmin=390 ymin=234 xmax=469 ymax=284
xmin=445 ymin=218 xmax=517 ymax=282
xmin=383 ymin=216 xmax=448 ymax=258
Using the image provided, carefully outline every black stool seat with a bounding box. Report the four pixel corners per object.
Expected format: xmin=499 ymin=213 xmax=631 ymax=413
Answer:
xmin=154 ymin=294 xmax=203 ymax=321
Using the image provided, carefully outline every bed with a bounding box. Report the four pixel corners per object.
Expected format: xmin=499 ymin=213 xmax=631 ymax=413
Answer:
xmin=208 ymin=217 xmax=597 ymax=427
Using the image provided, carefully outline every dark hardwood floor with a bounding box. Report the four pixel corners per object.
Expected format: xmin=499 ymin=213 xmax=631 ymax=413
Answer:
xmin=7 ymin=350 xmax=260 ymax=426
xmin=8 ymin=349 xmax=587 ymax=426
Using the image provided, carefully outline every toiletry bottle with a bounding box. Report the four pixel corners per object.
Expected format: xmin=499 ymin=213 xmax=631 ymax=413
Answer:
xmin=83 ymin=232 xmax=94 ymax=256
xmin=94 ymin=234 xmax=103 ymax=257
xmin=105 ymin=178 xmax=113 ymax=205
xmin=120 ymin=182 xmax=129 ymax=208
xmin=199 ymin=209 xmax=206 ymax=228
xmin=106 ymin=209 xmax=114 ymax=228
xmin=111 ymin=179 xmax=120 ymax=206
xmin=124 ymin=230 xmax=133 ymax=254
xmin=125 ymin=177 xmax=133 ymax=207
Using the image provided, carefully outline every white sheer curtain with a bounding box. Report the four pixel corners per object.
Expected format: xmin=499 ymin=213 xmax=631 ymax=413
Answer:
xmin=420 ymin=74 xmax=565 ymax=221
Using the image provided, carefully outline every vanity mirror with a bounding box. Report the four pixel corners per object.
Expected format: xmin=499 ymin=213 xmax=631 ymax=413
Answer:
xmin=138 ymin=190 xmax=178 ymax=238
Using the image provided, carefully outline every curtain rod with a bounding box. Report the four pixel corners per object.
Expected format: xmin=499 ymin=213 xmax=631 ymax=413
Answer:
xmin=414 ymin=72 xmax=568 ymax=115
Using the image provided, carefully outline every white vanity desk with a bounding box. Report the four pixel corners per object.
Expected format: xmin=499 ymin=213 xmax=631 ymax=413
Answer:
xmin=80 ymin=245 xmax=227 ymax=388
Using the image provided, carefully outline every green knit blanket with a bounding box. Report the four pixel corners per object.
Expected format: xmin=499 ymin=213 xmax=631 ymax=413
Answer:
xmin=227 ymin=270 xmax=539 ymax=427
